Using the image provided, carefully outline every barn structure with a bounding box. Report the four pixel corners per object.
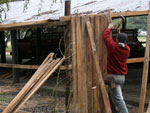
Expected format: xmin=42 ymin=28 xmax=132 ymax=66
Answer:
xmin=0 ymin=0 xmax=150 ymax=113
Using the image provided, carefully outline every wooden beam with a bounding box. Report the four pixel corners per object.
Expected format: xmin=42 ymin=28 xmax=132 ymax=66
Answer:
xmin=126 ymin=57 xmax=146 ymax=64
xmin=0 ymin=63 xmax=39 ymax=69
xmin=0 ymin=57 xmax=147 ymax=70
xmin=139 ymin=4 xmax=150 ymax=113
xmin=0 ymin=31 xmax=6 ymax=63
xmin=86 ymin=19 xmax=112 ymax=113
xmin=0 ymin=63 xmax=71 ymax=70
xmin=0 ymin=21 xmax=68 ymax=31
xmin=112 ymin=10 xmax=149 ymax=18
xmin=60 ymin=10 xmax=149 ymax=22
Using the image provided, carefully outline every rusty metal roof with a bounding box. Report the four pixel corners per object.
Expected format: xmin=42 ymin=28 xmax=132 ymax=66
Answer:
xmin=1 ymin=0 xmax=149 ymax=24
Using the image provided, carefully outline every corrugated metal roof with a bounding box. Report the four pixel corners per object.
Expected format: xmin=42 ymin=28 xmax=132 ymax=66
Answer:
xmin=1 ymin=0 xmax=149 ymax=24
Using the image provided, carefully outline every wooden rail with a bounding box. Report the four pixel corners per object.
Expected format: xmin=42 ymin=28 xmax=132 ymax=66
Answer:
xmin=0 ymin=63 xmax=71 ymax=70
xmin=126 ymin=57 xmax=148 ymax=64
xmin=0 ymin=21 xmax=68 ymax=31
xmin=0 ymin=58 xmax=146 ymax=70
xmin=60 ymin=10 xmax=149 ymax=22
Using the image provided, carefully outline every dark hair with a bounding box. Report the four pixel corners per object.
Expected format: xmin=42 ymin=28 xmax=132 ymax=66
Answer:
xmin=118 ymin=33 xmax=128 ymax=43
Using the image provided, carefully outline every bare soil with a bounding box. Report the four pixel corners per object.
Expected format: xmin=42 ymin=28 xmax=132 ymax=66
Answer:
xmin=0 ymin=63 xmax=149 ymax=113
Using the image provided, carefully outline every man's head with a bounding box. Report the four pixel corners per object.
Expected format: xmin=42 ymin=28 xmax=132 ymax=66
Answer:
xmin=117 ymin=33 xmax=128 ymax=43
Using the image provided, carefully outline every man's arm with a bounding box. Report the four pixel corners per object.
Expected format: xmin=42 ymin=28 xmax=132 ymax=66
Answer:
xmin=103 ymin=23 xmax=116 ymax=53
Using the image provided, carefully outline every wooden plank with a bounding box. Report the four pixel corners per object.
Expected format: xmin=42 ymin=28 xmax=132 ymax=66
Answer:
xmin=126 ymin=57 xmax=145 ymax=64
xmin=76 ymin=16 xmax=88 ymax=113
xmin=12 ymin=58 xmax=65 ymax=113
xmin=0 ymin=63 xmax=39 ymax=69
xmin=2 ymin=53 xmax=54 ymax=113
xmin=71 ymin=16 xmax=78 ymax=113
xmin=0 ymin=63 xmax=71 ymax=70
xmin=60 ymin=10 xmax=149 ymax=22
xmin=0 ymin=21 xmax=68 ymax=31
xmin=86 ymin=20 xmax=112 ymax=113
xmin=111 ymin=10 xmax=149 ymax=18
xmin=138 ymin=3 xmax=150 ymax=113
xmin=81 ymin=16 xmax=88 ymax=113
xmin=94 ymin=15 xmax=101 ymax=113
xmin=0 ymin=57 xmax=146 ymax=71
xmin=102 ymin=14 xmax=108 ymax=78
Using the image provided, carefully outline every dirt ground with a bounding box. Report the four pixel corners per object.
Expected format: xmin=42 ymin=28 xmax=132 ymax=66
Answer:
xmin=0 ymin=57 xmax=149 ymax=113
xmin=0 ymin=74 xmax=66 ymax=113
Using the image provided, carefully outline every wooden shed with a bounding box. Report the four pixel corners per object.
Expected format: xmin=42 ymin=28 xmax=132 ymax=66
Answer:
xmin=0 ymin=0 xmax=150 ymax=113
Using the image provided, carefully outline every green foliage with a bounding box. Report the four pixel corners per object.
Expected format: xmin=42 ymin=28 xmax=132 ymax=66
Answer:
xmin=113 ymin=16 xmax=147 ymax=31
xmin=126 ymin=16 xmax=147 ymax=30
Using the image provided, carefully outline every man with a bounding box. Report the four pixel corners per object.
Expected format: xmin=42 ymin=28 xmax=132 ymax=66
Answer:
xmin=103 ymin=23 xmax=130 ymax=113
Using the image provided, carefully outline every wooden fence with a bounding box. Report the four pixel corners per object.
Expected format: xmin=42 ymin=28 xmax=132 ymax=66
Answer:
xmin=71 ymin=14 xmax=111 ymax=113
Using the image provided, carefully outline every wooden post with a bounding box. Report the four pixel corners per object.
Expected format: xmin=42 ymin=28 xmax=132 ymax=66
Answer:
xmin=65 ymin=0 xmax=71 ymax=16
xmin=65 ymin=0 xmax=71 ymax=112
xmin=71 ymin=16 xmax=78 ymax=113
xmin=35 ymin=28 xmax=41 ymax=59
xmin=0 ymin=31 xmax=6 ymax=63
xmin=138 ymin=2 xmax=150 ymax=113
xmin=11 ymin=30 xmax=19 ymax=83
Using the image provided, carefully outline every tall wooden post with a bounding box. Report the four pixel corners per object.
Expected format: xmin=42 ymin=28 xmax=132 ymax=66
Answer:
xmin=0 ymin=31 xmax=6 ymax=63
xmin=64 ymin=0 xmax=71 ymax=112
xmin=138 ymin=2 xmax=150 ymax=113
xmin=35 ymin=28 xmax=41 ymax=59
xmin=65 ymin=0 xmax=71 ymax=16
xmin=11 ymin=30 xmax=19 ymax=83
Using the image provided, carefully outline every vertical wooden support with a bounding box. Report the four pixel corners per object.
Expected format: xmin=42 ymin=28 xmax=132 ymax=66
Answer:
xmin=65 ymin=0 xmax=71 ymax=16
xmin=76 ymin=16 xmax=88 ymax=113
xmin=11 ymin=30 xmax=19 ymax=83
xmin=94 ymin=15 xmax=101 ymax=113
xmin=65 ymin=0 xmax=71 ymax=112
xmin=65 ymin=25 xmax=72 ymax=113
xmin=86 ymin=19 xmax=112 ymax=113
xmin=35 ymin=28 xmax=41 ymax=59
xmin=71 ymin=16 xmax=78 ymax=113
xmin=138 ymin=4 xmax=150 ymax=113
xmin=0 ymin=31 xmax=6 ymax=63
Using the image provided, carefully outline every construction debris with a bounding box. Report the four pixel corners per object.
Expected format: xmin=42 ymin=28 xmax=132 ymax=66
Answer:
xmin=2 ymin=53 xmax=65 ymax=113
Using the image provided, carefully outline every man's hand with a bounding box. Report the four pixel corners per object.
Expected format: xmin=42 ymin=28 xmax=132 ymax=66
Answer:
xmin=116 ymin=26 xmax=121 ymax=34
xmin=108 ymin=23 xmax=113 ymax=29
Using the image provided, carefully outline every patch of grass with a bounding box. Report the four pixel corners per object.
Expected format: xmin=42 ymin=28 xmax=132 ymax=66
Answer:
xmin=6 ymin=41 xmax=11 ymax=52
xmin=0 ymin=96 xmax=12 ymax=103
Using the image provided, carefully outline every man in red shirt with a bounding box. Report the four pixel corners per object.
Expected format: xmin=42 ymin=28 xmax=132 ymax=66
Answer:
xmin=103 ymin=23 xmax=130 ymax=113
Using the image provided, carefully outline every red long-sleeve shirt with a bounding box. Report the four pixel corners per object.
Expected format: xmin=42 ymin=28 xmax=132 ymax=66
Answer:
xmin=103 ymin=28 xmax=130 ymax=75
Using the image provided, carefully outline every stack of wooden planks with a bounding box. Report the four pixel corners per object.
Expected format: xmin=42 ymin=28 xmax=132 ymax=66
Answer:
xmin=2 ymin=53 xmax=65 ymax=113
